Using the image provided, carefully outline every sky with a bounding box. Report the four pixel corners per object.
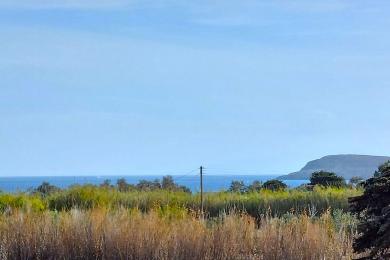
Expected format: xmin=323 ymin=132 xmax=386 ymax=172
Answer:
xmin=1 ymin=0 xmax=390 ymax=176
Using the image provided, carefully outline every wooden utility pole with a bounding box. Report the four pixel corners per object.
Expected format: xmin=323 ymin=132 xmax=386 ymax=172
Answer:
xmin=200 ymin=166 xmax=204 ymax=217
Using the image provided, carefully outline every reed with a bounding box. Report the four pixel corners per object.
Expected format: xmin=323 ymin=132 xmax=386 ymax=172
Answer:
xmin=0 ymin=209 xmax=354 ymax=259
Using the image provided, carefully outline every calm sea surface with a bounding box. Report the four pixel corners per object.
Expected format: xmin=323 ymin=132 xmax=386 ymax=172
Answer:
xmin=0 ymin=175 xmax=309 ymax=193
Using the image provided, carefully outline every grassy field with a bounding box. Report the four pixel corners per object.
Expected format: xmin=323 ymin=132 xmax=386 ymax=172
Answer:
xmin=0 ymin=185 xmax=361 ymax=216
xmin=0 ymin=208 xmax=356 ymax=259
xmin=0 ymin=186 xmax=362 ymax=259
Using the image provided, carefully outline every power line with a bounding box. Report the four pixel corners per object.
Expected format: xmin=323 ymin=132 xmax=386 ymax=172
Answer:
xmin=171 ymin=168 xmax=199 ymax=181
xmin=203 ymin=167 xmax=265 ymax=175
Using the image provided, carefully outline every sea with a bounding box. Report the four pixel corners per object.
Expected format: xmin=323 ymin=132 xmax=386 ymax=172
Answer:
xmin=0 ymin=175 xmax=309 ymax=193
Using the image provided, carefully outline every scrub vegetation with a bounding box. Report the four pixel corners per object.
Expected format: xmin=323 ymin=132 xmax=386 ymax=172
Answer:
xmin=0 ymin=185 xmax=360 ymax=218
xmin=0 ymin=207 xmax=356 ymax=259
xmin=0 ymin=169 xmax=387 ymax=259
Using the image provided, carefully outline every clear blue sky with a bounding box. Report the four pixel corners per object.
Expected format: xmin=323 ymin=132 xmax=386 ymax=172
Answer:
xmin=1 ymin=1 xmax=390 ymax=176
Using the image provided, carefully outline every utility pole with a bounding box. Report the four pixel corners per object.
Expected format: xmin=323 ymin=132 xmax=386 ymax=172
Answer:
xmin=200 ymin=166 xmax=204 ymax=218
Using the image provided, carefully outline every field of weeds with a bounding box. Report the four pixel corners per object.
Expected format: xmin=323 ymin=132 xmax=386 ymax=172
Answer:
xmin=0 ymin=208 xmax=356 ymax=259
xmin=0 ymin=186 xmax=362 ymax=259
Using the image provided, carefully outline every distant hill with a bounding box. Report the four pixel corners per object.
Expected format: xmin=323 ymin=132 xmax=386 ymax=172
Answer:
xmin=279 ymin=155 xmax=390 ymax=180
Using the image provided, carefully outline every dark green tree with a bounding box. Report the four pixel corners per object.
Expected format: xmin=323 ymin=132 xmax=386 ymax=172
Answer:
xmin=136 ymin=179 xmax=161 ymax=191
xmin=262 ymin=179 xmax=287 ymax=191
xmin=116 ymin=178 xmax=135 ymax=192
xmin=100 ymin=179 xmax=113 ymax=188
xmin=117 ymin=178 xmax=128 ymax=192
xmin=34 ymin=182 xmax=60 ymax=197
xmin=309 ymin=171 xmax=346 ymax=187
xmin=152 ymin=179 xmax=162 ymax=189
xmin=229 ymin=180 xmax=247 ymax=193
xmin=247 ymin=180 xmax=262 ymax=192
xmin=162 ymin=175 xmax=176 ymax=190
xmin=349 ymin=161 xmax=390 ymax=259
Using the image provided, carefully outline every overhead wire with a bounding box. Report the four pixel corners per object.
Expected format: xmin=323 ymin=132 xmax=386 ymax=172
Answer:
xmin=171 ymin=168 xmax=199 ymax=182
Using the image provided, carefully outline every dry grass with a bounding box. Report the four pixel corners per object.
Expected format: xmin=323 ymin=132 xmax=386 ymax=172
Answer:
xmin=0 ymin=208 xmax=354 ymax=260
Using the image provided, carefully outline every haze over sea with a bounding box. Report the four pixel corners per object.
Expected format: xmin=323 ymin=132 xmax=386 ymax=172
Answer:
xmin=0 ymin=175 xmax=308 ymax=193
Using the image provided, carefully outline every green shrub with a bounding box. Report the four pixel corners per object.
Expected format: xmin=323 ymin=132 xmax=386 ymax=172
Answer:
xmin=262 ymin=179 xmax=287 ymax=191
xmin=0 ymin=185 xmax=362 ymax=219
xmin=310 ymin=171 xmax=346 ymax=187
xmin=0 ymin=194 xmax=46 ymax=212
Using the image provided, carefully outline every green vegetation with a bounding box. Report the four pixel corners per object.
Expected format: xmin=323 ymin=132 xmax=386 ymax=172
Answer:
xmin=228 ymin=179 xmax=287 ymax=193
xmin=99 ymin=175 xmax=191 ymax=193
xmin=228 ymin=180 xmax=246 ymax=193
xmin=246 ymin=180 xmax=262 ymax=192
xmin=0 ymin=176 xmax=361 ymax=259
xmin=33 ymin=181 xmax=61 ymax=197
xmin=310 ymin=171 xmax=346 ymax=187
xmin=349 ymin=161 xmax=390 ymax=259
xmin=1 ymin=170 xmax=385 ymax=259
xmin=0 ymin=184 xmax=361 ymax=219
xmin=262 ymin=179 xmax=287 ymax=191
xmin=0 ymin=193 xmax=45 ymax=212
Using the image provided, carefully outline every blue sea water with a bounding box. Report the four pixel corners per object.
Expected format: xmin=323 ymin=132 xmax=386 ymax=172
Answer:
xmin=0 ymin=175 xmax=309 ymax=193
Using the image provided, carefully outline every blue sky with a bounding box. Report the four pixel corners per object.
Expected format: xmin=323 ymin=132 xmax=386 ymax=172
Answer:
xmin=1 ymin=0 xmax=390 ymax=176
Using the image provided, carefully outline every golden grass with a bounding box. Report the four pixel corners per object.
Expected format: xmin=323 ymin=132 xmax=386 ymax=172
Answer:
xmin=0 ymin=209 xmax=354 ymax=260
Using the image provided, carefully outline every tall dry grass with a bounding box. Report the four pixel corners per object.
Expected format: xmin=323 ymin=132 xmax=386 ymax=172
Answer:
xmin=0 ymin=208 xmax=354 ymax=260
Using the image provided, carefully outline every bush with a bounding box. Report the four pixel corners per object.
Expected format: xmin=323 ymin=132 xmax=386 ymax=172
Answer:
xmin=47 ymin=185 xmax=112 ymax=210
xmin=247 ymin=180 xmax=262 ymax=192
xmin=349 ymin=161 xmax=390 ymax=259
xmin=262 ymin=179 xmax=287 ymax=191
xmin=0 ymin=183 xmax=362 ymax=219
xmin=0 ymin=194 xmax=46 ymax=212
xmin=228 ymin=181 xmax=246 ymax=193
xmin=33 ymin=182 xmax=61 ymax=197
xmin=310 ymin=171 xmax=346 ymax=187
